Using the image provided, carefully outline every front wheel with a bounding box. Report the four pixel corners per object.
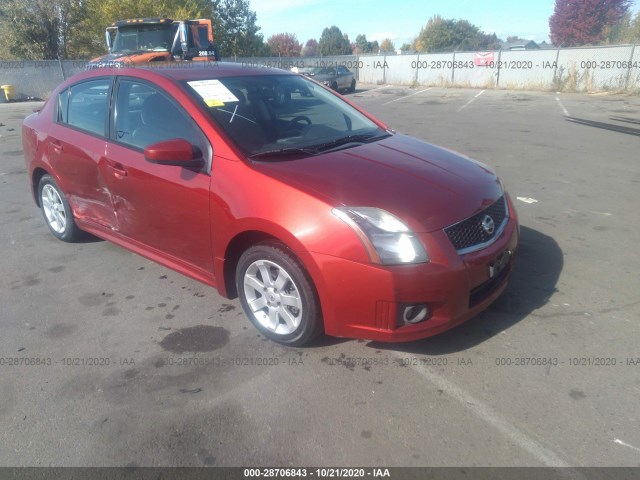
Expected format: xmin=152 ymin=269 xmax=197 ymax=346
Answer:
xmin=349 ymin=79 xmax=356 ymax=92
xmin=38 ymin=174 xmax=81 ymax=242
xmin=236 ymin=242 xmax=323 ymax=346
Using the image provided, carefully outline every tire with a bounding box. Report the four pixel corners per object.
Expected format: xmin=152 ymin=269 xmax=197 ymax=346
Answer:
xmin=236 ymin=242 xmax=323 ymax=346
xmin=349 ymin=79 xmax=356 ymax=93
xmin=38 ymin=174 xmax=80 ymax=242
xmin=331 ymin=82 xmax=338 ymax=91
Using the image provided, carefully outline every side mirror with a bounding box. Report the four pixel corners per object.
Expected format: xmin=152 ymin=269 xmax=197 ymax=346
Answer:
xmin=105 ymin=27 xmax=116 ymax=53
xmin=179 ymin=23 xmax=188 ymax=54
xmin=144 ymin=139 xmax=204 ymax=169
xmin=105 ymin=30 xmax=112 ymax=53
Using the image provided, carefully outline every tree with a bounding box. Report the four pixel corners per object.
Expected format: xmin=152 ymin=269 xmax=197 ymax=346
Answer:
xmin=317 ymin=26 xmax=351 ymax=55
xmin=0 ymin=0 xmax=86 ymax=59
xmin=355 ymin=34 xmax=369 ymax=53
xmin=413 ymin=16 xmax=491 ymax=52
xmin=380 ymin=38 xmax=395 ymax=52
xmin=400 ymin=42 xmax=413 ymax=52
xmin=75 ymin=0 xmax=213 ymax=59
xmin=0 ymin=0 xmax=264 ymax=60
xmin=301 ymin=38 xmax=317 ymax=56
xmin=549 ymin=0 xmax=631 ymax=47
xmin=478 ymin=32 xmax=502 ymax=50
xmin=212 ymin=0 xmax=270 ymax=57
xmin=622 ymin=11 xmax=640 ymax=42
xmin=268 ymin=33 xmax=301 ymax=56
xmin=607 ymin=11 xmax=640 ymax=43
xmin=506 ymin=35 xmax=529 ymax=43
xmin=353 ymin=34 xmax=383 ymax=53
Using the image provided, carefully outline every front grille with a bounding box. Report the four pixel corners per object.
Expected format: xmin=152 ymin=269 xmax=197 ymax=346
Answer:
xmin=444 ymin=195 xmax=508 ymax=253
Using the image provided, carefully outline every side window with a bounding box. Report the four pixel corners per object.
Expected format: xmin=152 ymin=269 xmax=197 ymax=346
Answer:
xmin=194 ymin=25 xmax=211 ymax=49
xmin=114 ymin=80 xmax=200 ymax=151
xmin=62 ymin=79 xmax=110 ymax=136
xmin=56 ymin=89 xmax=69 ymax=123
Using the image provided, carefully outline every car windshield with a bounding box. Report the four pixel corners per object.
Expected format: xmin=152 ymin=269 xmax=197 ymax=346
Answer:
xmin=112 ymin=24 xmax=173 ymax=53
xmin=183 ymin=74 xmax=385 ymax=158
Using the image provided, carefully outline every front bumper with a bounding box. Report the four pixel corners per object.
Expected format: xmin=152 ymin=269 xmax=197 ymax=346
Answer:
xmin=313 ymin=211 xmax=519 ymax=342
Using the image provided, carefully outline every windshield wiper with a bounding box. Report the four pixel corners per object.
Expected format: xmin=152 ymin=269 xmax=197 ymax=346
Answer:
xmin=249 ymin=147 xmax=317 ymax=160
xmin=249 ymin=133 xmax=391 ymax=160
xmin=310 ymin=133 xmax=390 ymax=153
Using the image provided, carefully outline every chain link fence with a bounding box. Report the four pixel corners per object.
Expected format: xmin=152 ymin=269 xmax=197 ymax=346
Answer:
xmin=0 ymin=60 xmax=87 ymax=100
xmin=1 ymin=45 xmax=638 ymax=100
xmin=225 ymin=46 xmax=640 ymax=92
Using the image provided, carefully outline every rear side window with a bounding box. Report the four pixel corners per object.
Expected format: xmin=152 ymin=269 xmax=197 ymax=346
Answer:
xmin=57 ymin=79 xmax=110 ymax=136
xmin=57 ymin=89 xmax=70 ymax=123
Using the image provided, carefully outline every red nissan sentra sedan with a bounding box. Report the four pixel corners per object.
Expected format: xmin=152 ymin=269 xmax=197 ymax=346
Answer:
xmin=22 ymin=63 xmax=518 ymax=346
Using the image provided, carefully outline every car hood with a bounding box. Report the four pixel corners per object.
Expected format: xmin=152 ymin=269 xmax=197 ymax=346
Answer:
xmin=252 ymin=134 xmax=503 ymax=233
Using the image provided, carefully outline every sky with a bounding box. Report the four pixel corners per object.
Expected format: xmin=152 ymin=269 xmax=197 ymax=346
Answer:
xmin=252 ymin=0 xmax=640 ymax=48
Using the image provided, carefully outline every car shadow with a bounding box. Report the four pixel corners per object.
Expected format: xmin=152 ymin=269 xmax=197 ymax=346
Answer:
xmin=76 ymin=231 xmax=105 ymax=243
xmin=367 ymin=225 xmax=563 ymax=354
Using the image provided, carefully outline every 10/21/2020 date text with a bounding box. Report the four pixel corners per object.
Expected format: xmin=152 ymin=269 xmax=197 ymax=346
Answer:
xmin=243 ymin=468 xmax=391 ymax=477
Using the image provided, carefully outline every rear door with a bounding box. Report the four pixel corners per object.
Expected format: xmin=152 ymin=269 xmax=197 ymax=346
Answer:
xmin=102 ymin=78 xmax=213 ymax=275
xmin=48 ymin=78 xmax=117 ymax=229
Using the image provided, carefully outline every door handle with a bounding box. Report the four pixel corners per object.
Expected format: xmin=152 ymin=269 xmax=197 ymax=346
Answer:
xmin=106 ymin=160 xmax=127 ymax=177
xmin=51 ymin=140 xmax=63 ymax=153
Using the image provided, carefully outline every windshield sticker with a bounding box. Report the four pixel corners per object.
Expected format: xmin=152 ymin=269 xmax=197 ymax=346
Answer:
xmin=205 ymin=99 xmax=225 ymax=107
xmin=188 ymin=79 xmax=238 ymax=106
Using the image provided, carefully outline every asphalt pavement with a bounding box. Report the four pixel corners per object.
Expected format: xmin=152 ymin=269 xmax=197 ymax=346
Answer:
xmin=1 ymin=85 xmax=639 ymax=469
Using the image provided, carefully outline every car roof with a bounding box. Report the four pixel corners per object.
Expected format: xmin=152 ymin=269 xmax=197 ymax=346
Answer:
xmin=82 ymin=62 xmax=295 ymax=82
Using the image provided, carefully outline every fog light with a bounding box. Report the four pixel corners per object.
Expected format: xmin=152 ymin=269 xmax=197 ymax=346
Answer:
xmin=402 ymin=304 xmax=430 ymax=324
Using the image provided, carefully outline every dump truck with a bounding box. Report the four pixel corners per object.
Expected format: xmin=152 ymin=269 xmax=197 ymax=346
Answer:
xmin=87 ymin=17 xmax=220 ymax=68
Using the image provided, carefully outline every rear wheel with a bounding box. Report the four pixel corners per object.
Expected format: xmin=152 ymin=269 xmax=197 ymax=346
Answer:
xmin=331 ymin=81 xmax=338 ymax=91
xmin=38 ymin=174 xmax=80 ymax=242
xmin=236 ymin=242 xmax=323 ymax=346
xmin=349 ymin=79 xmax=356 ymax=92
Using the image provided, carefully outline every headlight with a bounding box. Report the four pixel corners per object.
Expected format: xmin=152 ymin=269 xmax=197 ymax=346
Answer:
xmin=332 ymin=207 xmax=429 ymax=265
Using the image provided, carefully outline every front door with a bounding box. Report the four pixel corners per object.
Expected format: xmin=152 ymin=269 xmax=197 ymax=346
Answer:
xmin=102 ymin=78 xmax=213 ymax=275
